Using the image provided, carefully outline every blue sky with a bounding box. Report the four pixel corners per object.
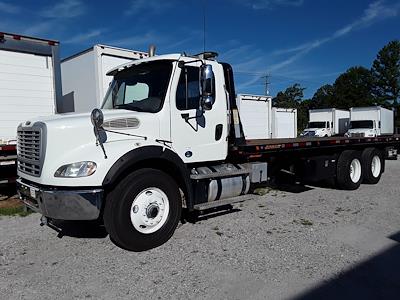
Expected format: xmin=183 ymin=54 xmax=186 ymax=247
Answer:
xmin=1 ymin=0 xmax=400 ymax=98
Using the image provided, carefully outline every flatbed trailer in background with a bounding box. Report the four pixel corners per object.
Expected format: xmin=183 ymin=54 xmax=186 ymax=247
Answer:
xmin=0 ymin=144 xmax=17 ymax=186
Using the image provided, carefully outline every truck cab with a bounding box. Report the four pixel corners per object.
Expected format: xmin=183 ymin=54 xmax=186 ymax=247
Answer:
xmin=345 ymin=120 xmax=378 ymax=137
xmin=301 ymin=121 xmax=332 ymax=137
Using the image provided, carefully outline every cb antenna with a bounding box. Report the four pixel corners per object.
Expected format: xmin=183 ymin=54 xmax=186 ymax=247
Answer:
xmin=203 ymin=0 xmax=206 ymax=54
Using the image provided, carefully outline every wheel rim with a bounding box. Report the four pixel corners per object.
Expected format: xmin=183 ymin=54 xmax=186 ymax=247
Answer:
xmin=371 ymin=155 xmax=381 ymax=178
xmin=130 ymin=187 xmax=170 ymax=234
xmin=349 ymin=158 xmax=362 ymax=183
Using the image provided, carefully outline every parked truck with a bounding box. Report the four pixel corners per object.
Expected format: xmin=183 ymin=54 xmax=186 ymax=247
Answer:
xmin=61 ymin=44 xmax=148 ymax=113
xmin=301 ymin=108 xmax=350 ymax=137
xmin=345 ymin=106 xmax=394 ymax=138
xmin=0 ymin=32 xmax=62 ymax=186
xmin=16 ymin=51 xmax=400 ymax=251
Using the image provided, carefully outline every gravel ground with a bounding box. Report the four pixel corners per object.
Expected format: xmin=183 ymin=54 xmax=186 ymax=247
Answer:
xmin=1 ymin=160 xmax=400 ymax=300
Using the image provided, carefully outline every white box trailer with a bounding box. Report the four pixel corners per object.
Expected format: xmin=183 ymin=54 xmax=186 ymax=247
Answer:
xmin=0 ymin=32 xmax=62 ymax=143
xmin=0 ymin=32 xmax=62 ymax=185
xmin=271 ymin=107 xmax=297 ymax=138
xmin=61 ymin=44 xmax=148 ymax=113
xmin=346 ymin=106 xmax=394 ymax=137
xmin=236 ymin=94 xmax=272 ymax=140
xmin=301 ymin=108 xmax=349 ymax=137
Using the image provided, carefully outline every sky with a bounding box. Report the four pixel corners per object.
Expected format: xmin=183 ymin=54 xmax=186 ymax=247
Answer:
xmin=1 ymin=0 xmax=400 ymax=98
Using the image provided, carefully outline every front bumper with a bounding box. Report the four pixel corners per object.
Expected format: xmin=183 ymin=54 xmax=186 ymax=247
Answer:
xmin=17 ymin=179 xmax=103 ymax=220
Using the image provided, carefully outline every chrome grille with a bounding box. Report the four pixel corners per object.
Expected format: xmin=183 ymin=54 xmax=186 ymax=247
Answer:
xmin=17 ymin=126 xmax=44 ymax=177
xmin=350 ymin=132 xmax=365 ymax=138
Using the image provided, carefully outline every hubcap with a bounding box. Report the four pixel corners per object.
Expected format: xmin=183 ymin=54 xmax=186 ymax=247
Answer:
xmin=130 ymin=188 xmax=170 ymax=234
xmin=371 ymin=155 xmax=381 ymax=178
xmin=349 ymin=158 xmax=362 ymax=183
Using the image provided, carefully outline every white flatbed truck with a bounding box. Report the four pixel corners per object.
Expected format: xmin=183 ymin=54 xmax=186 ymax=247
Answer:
xmin=16 ymin=51 xmax=400 ymax=251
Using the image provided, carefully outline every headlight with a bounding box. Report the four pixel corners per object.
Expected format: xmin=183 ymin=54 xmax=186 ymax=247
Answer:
xmin=55 ymin=161 xmax=97 ymax=178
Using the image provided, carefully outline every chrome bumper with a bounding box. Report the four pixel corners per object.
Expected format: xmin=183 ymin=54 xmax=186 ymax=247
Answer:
xmin=17 ymin=179 xmax=103 ymax=220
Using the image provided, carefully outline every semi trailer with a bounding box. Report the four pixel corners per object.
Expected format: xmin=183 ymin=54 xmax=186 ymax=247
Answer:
xmin=346 ymin=106 xmax=394 ymax=137
xmin=16 ymin=51 xmax=400 ymax=251
xmin=301 ymin=108 xmax=350 ymax=137
xmin=0 ymin=32 xmax=62 ymax=186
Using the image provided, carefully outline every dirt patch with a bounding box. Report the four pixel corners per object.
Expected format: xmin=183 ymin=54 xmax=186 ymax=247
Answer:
xmin=0 ymin=197 xmax=22 ymax=209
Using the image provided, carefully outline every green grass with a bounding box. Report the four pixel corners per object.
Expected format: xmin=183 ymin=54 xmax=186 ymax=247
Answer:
xmin=0 ymin=205 xmax=32 ymax=217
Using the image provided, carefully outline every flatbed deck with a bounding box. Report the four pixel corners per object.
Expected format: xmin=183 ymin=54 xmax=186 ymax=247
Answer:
xmin=235 ymin=135 xmax=400 ymax=155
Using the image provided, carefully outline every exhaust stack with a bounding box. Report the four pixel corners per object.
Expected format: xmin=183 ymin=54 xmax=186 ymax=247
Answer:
xmin=148 ymin=45 xmax=156 ymax=57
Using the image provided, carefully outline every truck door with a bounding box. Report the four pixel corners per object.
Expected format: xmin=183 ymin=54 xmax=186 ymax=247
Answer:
xmin=169 ymin=61 xmax=228 ymax=163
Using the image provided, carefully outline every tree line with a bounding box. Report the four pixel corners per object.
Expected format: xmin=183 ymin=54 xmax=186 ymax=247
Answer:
xmin=272 ymin=40 xmax=400 ymax=131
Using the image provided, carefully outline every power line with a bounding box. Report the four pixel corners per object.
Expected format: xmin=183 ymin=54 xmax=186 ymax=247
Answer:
xmin=261 ymin=73 xmax=271 ymax=96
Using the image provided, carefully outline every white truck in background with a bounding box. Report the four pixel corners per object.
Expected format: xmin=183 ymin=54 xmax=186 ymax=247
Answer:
xmin=61 ymin=44 xmax=148 ymax=113
xmin=236 ymin=95 xmax=297 ymax=139
xmin=301 ymin=108 xmax=350 ymax=137
xmin=0 ymin=32 xmax=62 ymax=185
xmin=346 ymin=106 xmax=394 ymax=138
xmin=271 ymin=108 xmax=297 ymax=138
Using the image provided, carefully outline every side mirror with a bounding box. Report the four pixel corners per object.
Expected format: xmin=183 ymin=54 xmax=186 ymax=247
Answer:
xmin=91 ymin=108 xmax=104 ymax=128
xmin=199 ymin=64 xmax=215 ymax=111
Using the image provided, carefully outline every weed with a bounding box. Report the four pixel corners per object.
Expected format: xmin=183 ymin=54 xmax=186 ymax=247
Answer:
xmin=0 ymin=206 xmax=32 ymax=217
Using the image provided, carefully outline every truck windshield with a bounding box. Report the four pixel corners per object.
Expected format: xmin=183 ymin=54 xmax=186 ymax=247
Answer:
xmin=101 ymin=61 xmax=173 ymax=112
xmin=349 ymin=120 xmax=373 ymax=129
xmin=308 ymin=122 xmax=326 ymax=128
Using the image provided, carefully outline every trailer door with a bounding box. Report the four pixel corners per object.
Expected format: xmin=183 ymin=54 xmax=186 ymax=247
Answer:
xmin=0 ymin=50 xmax=55 ymax=142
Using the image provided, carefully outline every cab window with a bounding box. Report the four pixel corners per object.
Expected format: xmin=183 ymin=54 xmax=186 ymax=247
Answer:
xmin=176 ymin=66 xmax=200 ymax=110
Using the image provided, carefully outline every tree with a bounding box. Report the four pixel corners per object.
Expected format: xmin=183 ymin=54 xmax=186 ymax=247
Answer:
xmin=332 ymin=66 xmax=375 ymax=108
xmin=311 ymin=84 xmax=335 ymax=108
xmin=273 ymin=83 xmax=309 ymax=131
xmin=273 ymin=83 xmax=305 ymax=108
xmin=371 ymin=40 xmax=400 ymax=106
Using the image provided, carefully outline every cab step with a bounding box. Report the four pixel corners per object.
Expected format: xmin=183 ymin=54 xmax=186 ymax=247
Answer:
xmin=193 ymin=194 xmax=256 ymax=211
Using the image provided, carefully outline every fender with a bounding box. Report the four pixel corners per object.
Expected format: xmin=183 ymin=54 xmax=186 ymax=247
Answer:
xmin=102 ymin=146 xmax=193 ymax=209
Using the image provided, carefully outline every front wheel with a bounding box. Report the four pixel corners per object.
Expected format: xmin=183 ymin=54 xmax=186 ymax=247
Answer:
xmin=104 ymin=168 xmax=182 ymax=251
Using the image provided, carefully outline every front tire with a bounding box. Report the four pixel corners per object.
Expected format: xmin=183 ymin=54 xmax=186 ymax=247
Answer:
xmin=336 ymin=150 xmax=363 ymax=190
xmin=104 ymin=168 xmax=182 ymax=251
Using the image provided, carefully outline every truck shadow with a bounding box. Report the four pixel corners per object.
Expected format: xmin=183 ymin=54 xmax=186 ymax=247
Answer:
xmin=182 ymin=205 xmax=242 ymax=224
xmin=50 ymin=220 xmax=108 ymax=239
xmin=292 ymin=231 xmax=400 ymax=300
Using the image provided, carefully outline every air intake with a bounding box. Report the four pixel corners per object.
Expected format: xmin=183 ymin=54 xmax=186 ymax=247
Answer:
xmin=103 ymin=118 xmax=140 ymax=129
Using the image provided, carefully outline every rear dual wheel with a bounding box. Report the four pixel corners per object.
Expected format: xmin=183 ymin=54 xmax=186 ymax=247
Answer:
xmin=336 ymin=148 xmax=384 ymax=190
xmin=336 ymin=150 xmax=363 ymax=190
xmin=362 ymin=148 xmax=384 ymax=184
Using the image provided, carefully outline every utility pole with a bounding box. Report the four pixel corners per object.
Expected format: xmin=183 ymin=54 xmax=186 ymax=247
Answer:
xmin=261 ymin=73 xmax=270 ymax=96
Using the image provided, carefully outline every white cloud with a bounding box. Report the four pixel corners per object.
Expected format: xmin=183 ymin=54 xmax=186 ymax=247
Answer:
xmin=0 ymin=1 xmax=20 ymax=13
xmin=107 ymin=32 xmax=161 ymax=49
xmin=64 ymin=29 xmax=103 ymax=44
xmin=240 ymin=0 xmax=304 ymax=10
xmin=41 ymin=0 xmax=85 ymax=18
xmin=269 ymin=0 xmax=400 ymax=72
xmin=125 ymin=0 xmax=172 ymax=15
xmin=22 ymin=21 xmax=54 ymax=37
